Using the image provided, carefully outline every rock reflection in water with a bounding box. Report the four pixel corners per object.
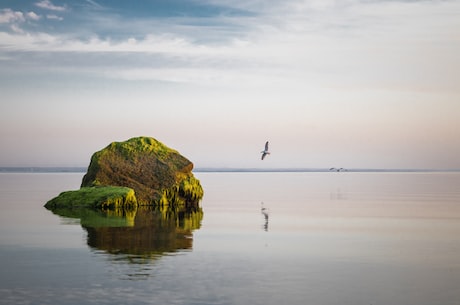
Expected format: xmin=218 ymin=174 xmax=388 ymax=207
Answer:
xmin=50 ymin=206 xmax=203 ymax=258
xmin=84 ymin=206 xmax=202 ymax=256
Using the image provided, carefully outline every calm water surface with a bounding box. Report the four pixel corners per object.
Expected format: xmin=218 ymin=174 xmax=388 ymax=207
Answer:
xmin=1 ymin=172 xmax=460 ymax=305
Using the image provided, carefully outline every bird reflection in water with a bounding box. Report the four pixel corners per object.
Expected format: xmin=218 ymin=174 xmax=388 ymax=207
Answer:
xmin=261 ymin=202 xmax=269 ymax=231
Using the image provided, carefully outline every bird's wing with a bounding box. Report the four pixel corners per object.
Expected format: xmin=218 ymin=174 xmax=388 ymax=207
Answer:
xmin=261 ymin=153 xmax=266 ymax=160
xmin=265 ymin=141 xmax=269 ymax=151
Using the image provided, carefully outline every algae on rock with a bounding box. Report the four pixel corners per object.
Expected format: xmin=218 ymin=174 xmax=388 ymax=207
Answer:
xmin=45 ymin=186 xmax=137 ymax=209
xmin=45 ymin=136 xmax=203 ymax=209
xmin=80 ymin=136 xmax=203 ymax=206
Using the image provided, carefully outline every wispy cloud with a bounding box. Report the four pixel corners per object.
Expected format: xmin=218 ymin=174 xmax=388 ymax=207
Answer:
xmin=46 ymin=14 xmax=63 ymax=21
xmin=1 ymin=0 xmax=459 ymax=92
xmin=0 ymin=9 xmax=42 ymax=33
xmin=35 ymin=0 xmax=67 ymax=12
xmin=84 ymin=0 xmax=104 ymax=10
xmin=0 ymin=9 xmax=25 ymax=23
xmin=26 ymin=11 xmax=41 ymax=21
xmin=0 ymin=9 xmax=43 ymax=24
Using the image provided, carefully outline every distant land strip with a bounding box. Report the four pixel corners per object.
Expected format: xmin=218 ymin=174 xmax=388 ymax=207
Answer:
xmin=1 ymin=167 xmax=458 ymax=173
xmin=195 ymin=168 xmax=460 ymax=173
xmin=0 ymin=167 xmax=87 ymax=173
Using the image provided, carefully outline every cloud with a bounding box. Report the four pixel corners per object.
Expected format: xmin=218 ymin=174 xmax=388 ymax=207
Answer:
xmin=0 ymin=9 xmax=25 ymax=23
xmin=26 ymin=11 xmax=41 ymax=21
xmin=46 ymin=14 xmax=63 ymax=21
xmin=85 ymin=0 xmax=104 ymax=9
xmin=35 ymin=0 xmax=67 ymax=12
xmin=1 ymin=9 xmax=42 ymax=23
xmin=0 ymin=0 xmax=459 ymax=93
xmin=0 ymin=9 xmax=42 ymax=33
xmin=0 ymin=31 xmax=58 ymax=50
xmin=9 ymin=24 xmax=24 ymax=34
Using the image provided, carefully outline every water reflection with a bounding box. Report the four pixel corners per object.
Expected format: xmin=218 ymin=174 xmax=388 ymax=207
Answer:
xmin=48 ymin=206 xmax=203 ymax=258
xmin=261 ymin=202 xmax=269 ymax=232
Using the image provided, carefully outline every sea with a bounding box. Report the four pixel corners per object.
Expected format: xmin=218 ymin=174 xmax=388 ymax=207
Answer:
xmin=0 ymin=170 xmax=460 ymax=305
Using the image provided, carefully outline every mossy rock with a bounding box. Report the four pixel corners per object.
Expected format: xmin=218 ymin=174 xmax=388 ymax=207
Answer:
xmin=81 ymin=136 xmax=203 ymax=206
xmin=45 ymin=186 xmax=137 ymax=209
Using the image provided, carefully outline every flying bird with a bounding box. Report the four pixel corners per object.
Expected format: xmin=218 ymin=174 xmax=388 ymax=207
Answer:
xmin=261 ymin=141 xmax=270 ymax=160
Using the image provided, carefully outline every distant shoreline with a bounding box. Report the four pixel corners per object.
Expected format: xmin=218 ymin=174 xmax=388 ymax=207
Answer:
xmin=1 ymin=167 xmax=459 ymax=173
xmin=195 ymin=168 xmax=460 ymax=173
xmin=0 ymin=167 xmax=87 ymax=173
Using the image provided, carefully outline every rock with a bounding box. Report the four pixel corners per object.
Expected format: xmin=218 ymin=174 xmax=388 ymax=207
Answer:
xmin=80 ymin=136 xmax=203 ymax=206
xmin=45 ymin=186 xmax=137 ymax=209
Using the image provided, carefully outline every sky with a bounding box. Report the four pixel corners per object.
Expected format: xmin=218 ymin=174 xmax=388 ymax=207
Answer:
xmin=1 ymin=0 xmax=459 ymax=169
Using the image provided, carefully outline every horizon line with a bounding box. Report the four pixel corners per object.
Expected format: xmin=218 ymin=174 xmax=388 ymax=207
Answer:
xmin=0 ymin=166 xmax=459 ymax=173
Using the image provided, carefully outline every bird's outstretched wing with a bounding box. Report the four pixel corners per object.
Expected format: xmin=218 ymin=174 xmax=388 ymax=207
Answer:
xmin=261 ymin=141 xmax=269 ymax=160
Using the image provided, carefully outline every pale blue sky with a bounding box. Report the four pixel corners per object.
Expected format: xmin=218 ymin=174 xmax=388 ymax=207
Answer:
xmin=1 ymin=0 xmax=459 ymax=169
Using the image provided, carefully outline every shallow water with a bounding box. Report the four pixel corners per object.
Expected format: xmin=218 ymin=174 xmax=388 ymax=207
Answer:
xmin=1 ymin=172 xmax=460 ymax=305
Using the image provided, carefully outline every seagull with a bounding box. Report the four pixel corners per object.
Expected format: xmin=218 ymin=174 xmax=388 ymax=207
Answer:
xmin=261 ymin=141 xmax=270 ymax=160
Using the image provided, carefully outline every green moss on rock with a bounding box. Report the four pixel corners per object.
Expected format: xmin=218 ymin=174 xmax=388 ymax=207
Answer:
xmin=45 ymin=186 xmax=137 ymax=209
xmin=81 ymin=136 xmax=203 ymax=206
